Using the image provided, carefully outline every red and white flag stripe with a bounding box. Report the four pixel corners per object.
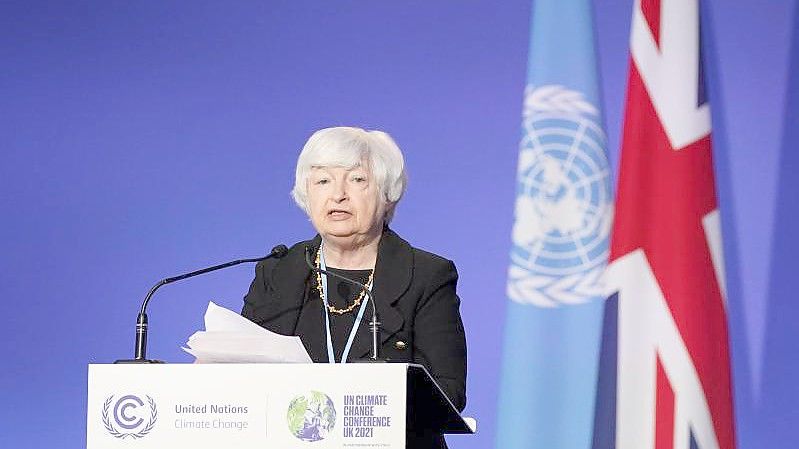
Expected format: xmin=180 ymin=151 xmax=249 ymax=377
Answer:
xmin=605 ymin=0 xmax=736 ymax=448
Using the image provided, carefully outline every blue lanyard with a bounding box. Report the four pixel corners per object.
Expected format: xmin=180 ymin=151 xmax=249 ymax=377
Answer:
xmin=318 ymin=243 xmax=372 ymax=364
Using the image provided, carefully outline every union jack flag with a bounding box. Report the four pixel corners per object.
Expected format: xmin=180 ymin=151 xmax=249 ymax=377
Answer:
xmin=593 ymin=1 xmax=736 ymax=449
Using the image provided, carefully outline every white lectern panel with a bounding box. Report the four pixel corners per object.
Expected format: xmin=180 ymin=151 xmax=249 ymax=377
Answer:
xmin=87 ymin=363 xmax=407 ymax=449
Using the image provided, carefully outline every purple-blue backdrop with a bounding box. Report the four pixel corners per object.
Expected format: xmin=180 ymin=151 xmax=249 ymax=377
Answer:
xmin=0 ymin=1 xmax=796 ymax=448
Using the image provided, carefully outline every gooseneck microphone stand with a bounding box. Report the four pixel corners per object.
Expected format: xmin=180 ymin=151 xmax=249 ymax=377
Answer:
xmin=115 ymin=244 xmax=289 ymax=364
xmin=304 ymin=246 xmax=384 ymax=362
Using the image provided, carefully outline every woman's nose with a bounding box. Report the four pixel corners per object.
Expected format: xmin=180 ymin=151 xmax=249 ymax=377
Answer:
xmin=332 ymin=181 xmax=348 ymax=201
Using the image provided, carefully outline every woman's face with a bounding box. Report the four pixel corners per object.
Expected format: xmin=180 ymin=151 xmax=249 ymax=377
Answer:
xmin=306 ymin=161 xmax=386 ymax=248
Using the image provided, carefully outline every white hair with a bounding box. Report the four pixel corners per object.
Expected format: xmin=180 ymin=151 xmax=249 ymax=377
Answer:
xmin=291 ymin=127 xmax=408 ymax=223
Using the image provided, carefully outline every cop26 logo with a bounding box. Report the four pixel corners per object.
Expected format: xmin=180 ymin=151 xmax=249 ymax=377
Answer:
xmin=508 ymin=85 xmax=612 ymax=307
xmin=102 ymin=394 xmax=158 ymax=439
xmin=287 ymin=391 xmax=337 ymax=442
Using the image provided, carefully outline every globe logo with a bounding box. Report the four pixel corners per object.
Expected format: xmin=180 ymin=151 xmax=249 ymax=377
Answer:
xmin=287 ymin=391 xmax=336 ymax=442
xmin=508 ymin=85 xmax=612 ymax=307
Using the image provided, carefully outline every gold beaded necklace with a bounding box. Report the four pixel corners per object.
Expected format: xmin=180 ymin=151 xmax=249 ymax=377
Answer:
xmin=315 ymin=248 xmax=374 ymax=315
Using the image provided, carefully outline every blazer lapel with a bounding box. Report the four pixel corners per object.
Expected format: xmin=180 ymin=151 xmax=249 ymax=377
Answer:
xmin=265 ymin=236 xmax=320 ymax=335
xmin=349 ymin=229 xmax=410 ymax=360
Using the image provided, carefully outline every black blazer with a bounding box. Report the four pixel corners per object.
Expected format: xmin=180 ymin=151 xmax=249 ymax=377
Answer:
xmin=241 ymin=229 xmax=467 ymax=413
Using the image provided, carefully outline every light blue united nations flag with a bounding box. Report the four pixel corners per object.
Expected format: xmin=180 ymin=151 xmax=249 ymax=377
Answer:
xmin=496 ymin=0 xmax=612 ymax=448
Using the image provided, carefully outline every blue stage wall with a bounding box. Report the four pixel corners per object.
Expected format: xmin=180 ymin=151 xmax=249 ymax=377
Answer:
xmin=0 ymin=1 xmax=796 ymax=447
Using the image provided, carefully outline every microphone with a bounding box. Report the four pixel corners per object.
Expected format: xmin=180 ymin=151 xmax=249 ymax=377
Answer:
xmin=304 ymin=246 xmax=384 ymax=362
xmin=115 ymin=244 xmax=289 ymax=364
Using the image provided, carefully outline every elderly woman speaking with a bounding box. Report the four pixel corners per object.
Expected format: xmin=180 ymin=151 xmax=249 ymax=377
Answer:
xmin=241 ymin=126 xmax=466 ymax=448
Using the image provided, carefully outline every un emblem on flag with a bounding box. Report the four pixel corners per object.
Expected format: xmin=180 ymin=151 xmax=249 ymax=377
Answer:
xmin=508 ymin=85 xmax=612 ymax=307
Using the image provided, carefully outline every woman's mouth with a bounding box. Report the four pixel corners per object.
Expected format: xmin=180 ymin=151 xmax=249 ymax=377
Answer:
xmin=328 ymin=210 xmax=351 ymax=220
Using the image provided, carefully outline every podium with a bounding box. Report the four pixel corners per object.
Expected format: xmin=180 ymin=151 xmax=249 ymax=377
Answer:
xmin=86 ymin=363 xmax=474 ymax=448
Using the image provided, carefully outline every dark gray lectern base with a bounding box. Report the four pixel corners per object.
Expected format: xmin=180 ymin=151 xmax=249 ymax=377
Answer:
xmin=406 ymin=364 xmax=473 ymax=435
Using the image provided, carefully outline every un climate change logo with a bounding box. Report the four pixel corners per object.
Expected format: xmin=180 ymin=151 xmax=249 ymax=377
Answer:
xmin=508 ymin=85 xmax=612 ymax=307
xmin=287 ymin=391 xmax=336 ymax=442
xmin=102 ymin=394 xmax=157 ymax=439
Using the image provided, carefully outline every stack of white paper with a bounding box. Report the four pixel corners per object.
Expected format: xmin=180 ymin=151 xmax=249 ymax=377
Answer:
xmin=183 ymin=302 xmax=312 ymax=363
